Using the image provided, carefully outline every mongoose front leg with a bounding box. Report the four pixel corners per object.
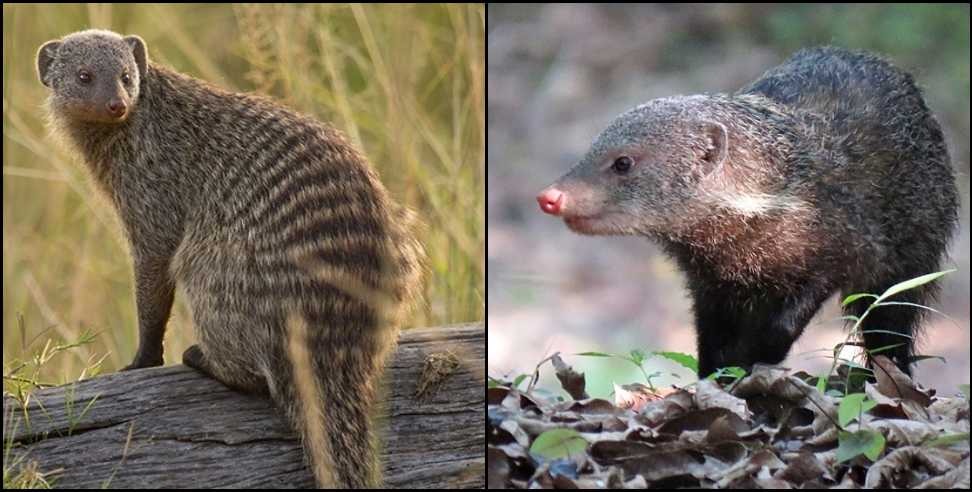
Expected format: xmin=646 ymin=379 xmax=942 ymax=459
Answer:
xmin=743 ymin=283 xmax=833 ymax=370
xmin=122 ymin=254 xmax=175 ymax=371
xmin=694 ymin=283 xmax=831 ymax=377
xmin=693 ymin=295 xmax=745 ymax=378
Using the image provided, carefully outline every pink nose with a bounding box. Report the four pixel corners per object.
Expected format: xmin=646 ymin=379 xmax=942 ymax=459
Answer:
xmin=537 ymin=188 xmax=566 ymax=215
xmin=107 ymin=100 xmax=127 ymax=118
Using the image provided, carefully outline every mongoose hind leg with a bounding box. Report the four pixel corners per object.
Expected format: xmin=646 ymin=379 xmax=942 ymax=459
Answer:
xmin=182 ymin=344 xmax=268 ymax=394
xmin=845 ymin=281 xmax=930 ymax=376
xmin=181 ymin=344 xmax=212 ymax=374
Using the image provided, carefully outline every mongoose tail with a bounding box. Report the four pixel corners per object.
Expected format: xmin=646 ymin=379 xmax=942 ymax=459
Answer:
xmin=286 ymin=313 xmax=380 ymax=488
xmin=283 ymin=222 xmax=423 ymax=488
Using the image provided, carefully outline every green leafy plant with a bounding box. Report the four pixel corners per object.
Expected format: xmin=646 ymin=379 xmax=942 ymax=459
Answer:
xmin=822 ymin=269 xmax=955 ymax=393
xmin=836 ymin=429 xmax=886 ymax=463
xmin=576 ymin=351 xmax=644 ymax=381
xmin=529 ymin=428 xmax=587 ymax=461
xmin=706 ymin=366 xmax=747 ymax=382
xmin=837 ymin=393 xmax=877 ymax=427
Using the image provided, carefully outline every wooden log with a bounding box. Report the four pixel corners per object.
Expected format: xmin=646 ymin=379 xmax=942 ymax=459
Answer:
xmin=2 ymin=323 xmax=484 ymax=489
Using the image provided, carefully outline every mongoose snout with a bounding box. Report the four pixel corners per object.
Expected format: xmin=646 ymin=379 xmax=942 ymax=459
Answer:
xmin=106 ymin=99 xmax=127 ymax=119
xmin=537 ymin=187 xmax=566 ymax=215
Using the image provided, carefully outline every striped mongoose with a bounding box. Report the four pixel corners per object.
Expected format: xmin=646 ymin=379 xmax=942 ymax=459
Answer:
xmin=538 ymin=46 xmax=958 ymax=378
xmin=37 ymin=29 xmax=424 ymax=488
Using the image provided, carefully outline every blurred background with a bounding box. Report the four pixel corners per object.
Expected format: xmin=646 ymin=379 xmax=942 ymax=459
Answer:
xmin=488 ymin=4 xmax=970 ymax=397
xmin=3 ymin=4 xmax=484 ymax=383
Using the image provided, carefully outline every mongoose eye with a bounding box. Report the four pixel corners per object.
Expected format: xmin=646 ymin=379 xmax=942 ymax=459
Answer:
xmin=611 ymin=156 xmax=633 ymax=175
xmin=121 ymin=73 xmax=131 ymax=85
xmin=77 ymin=71 xmax=92 ymax=84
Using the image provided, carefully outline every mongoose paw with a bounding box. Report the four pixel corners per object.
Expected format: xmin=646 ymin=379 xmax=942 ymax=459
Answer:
xmin=121 ymin=355 xmax=163 ymax=371
xmin=182 ymin=344 xmax=209 ymax=371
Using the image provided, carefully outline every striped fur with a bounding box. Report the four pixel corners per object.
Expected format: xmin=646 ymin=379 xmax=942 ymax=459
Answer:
xmin=38 ymin=29 xmax=424 ymax=488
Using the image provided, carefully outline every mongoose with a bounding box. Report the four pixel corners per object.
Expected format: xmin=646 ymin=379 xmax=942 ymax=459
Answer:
xmin=537 ymin=46 xmax=958 ymax=378
xmin=37 ymin=29 xmax=424 ymax=488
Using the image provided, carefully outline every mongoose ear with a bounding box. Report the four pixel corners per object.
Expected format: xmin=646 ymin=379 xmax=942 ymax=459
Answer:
xmin=701 ymin=120 xmax=729 ymax=176
xmin=36 ymin=40 xmax=62 ymax=88
xmin=124 ymin=35 xmax=148 ymax=78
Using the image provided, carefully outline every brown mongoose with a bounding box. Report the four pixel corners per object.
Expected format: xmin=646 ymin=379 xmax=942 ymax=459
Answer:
xmin=37 ymin=29 xmax=424 ymax=488
xmin=537 ymin=46 xmax=958 ymax=378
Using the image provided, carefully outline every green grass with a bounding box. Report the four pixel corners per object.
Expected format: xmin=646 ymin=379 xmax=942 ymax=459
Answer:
xmin=2 ymin=4 xmax=484 ymax=381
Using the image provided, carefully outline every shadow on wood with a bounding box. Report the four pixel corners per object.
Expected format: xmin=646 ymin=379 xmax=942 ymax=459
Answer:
xmin=3 ymin=323 xmax=484 ymax=489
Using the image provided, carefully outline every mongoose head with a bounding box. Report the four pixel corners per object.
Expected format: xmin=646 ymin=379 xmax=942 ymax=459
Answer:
xmin=538 ymin=96 xmax=731 ymax=236
xmin=37 ymin=29 xmax=147 ymax=124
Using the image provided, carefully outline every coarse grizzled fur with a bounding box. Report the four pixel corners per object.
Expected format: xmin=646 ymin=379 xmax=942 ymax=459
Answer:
xmin=540 ymin=46 xmax=958 ymax=378
xmin=37 ymin=29 xmax=424 ymax=488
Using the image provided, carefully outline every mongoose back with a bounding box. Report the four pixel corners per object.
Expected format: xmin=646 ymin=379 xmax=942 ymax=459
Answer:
xmin=37 ymin=29 xmax=424 ymax=488
xmin=538 ymin=46 xmax=958 ymax=378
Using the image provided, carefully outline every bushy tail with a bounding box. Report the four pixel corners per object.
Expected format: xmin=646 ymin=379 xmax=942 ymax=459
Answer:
xmin=274 ymin=202 xmax=424 ymax=488
xmin=282 ymin=313 xmax=387 ymax=488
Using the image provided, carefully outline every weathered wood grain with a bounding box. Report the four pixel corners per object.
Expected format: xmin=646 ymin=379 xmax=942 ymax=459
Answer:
xmin=3 ymin=323 xmax=484 ymax=489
